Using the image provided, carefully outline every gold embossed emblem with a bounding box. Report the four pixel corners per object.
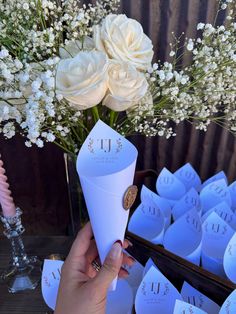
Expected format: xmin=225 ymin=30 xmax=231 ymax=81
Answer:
xmin=123 ymin=185 xmax=138 ymax=210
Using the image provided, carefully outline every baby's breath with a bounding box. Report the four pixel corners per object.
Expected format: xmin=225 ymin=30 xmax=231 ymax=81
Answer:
xmin=120 ymin=0 xmax=236 ymax=139
xmin=0 ymin=0 xmax=235 ymax=155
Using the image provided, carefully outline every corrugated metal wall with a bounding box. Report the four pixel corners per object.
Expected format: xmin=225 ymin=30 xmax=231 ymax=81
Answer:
xmin=84 ymin=0 xmax=236 ymax=181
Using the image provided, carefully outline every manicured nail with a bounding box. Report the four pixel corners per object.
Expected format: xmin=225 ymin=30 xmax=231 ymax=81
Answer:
xmin=128 ymin=256 xmax=136 ymax=264
xmin=121 ymin=267 xmax=129 ymax=276
xmin=126 ymin=239 xmax=133 ymax=247
xmin=110 ymin=242 xmax=122 ymax=259
xmin=115 ymin=240 xmax=123 ymax=246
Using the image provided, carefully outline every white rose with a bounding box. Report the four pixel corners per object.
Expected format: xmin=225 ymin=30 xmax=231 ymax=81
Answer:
xmin=103 ymin=61 xmax=149 ymax=111
xmin=59 ymin=37 xmax=95 ymax=59
xmin=94 ymin=14 xmax=154 ymax=71
xmin=56 ymin=51 xmax=109 ymax=110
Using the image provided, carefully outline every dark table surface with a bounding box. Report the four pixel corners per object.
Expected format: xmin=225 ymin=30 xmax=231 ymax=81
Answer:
xmin=0 ymin=236 xmax=74 ymax=314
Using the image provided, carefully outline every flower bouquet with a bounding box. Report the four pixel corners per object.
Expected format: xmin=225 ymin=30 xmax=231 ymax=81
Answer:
xmin=0 ymin=0 xmax=235 ymax=156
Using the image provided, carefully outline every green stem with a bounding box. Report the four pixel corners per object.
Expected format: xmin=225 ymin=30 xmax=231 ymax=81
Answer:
xmin=91 ymin=106 xmax=100 ymax=123
xmin=109 ymin=110 xmax=117 ymax=127
xmin=54 ymin=141 xmax=74 ymax=155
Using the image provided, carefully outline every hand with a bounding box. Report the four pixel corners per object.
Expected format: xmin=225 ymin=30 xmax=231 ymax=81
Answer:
xmin=54 ymin=222 xmax=134 ymax=314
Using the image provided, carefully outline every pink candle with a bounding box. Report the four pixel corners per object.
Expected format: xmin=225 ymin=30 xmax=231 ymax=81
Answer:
xmin=0 ymin=155 xmax=16 ymax=217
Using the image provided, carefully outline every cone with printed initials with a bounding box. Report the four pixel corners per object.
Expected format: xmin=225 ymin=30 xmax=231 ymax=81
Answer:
xmin=77 ymin=120 xmax=138 ymax=290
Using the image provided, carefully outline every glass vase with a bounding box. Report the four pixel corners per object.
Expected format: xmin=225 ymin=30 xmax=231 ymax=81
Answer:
xmin=64 ymin=153 xmax=158 ymax=235
xmin=0 ymin=207 xmax=41 ymax=293
xmin=64 ymin=153 xmax=89 ymax=235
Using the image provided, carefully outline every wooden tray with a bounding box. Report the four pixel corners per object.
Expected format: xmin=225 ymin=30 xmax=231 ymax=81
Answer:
xmin=127 ymin=170 xmax=236 ymax=306
xmin=126 ymin=231 xmax=235 ymax=305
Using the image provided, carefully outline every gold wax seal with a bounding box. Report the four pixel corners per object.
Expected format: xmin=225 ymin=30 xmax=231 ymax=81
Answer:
xmin=123 ymin=185 xmax=138 ymax=210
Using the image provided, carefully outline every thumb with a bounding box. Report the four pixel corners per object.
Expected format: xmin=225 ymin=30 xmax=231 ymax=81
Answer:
xmin=92 ymin=241 xmax=123 ymax=292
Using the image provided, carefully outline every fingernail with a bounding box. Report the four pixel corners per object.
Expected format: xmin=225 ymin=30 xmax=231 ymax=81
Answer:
xmin=129 ymin=256 xmax=136 ymax=264
xmin=121 ymin=267 xmax=129 ymax=276
xmin=110 ymin=242 xmax=122 ymax=259
xmin=126 ymin=240 xmax=133 ymax=247
xmin=115 ymin=240 xmax=123 ymax=246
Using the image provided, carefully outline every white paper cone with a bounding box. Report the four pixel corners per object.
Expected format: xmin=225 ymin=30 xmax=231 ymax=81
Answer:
xmin=172 ymin=187 xmax=201 ymax=221
xmin=128 ymin=202 xmax=165 ymax=244
xmin=41 ymin=259 xmax=64 ymax=310
xmin=201 ymin=251 xmax=226 ymax=277
xmin=200 ymin=179 xmax=232 ymax=214
xmin=185 ymin=242 xmax=202 ymax=265
xmin=123 ymin=252 xmax=144 ymax=295
xmin=229 ymin=181 xmax=236 ymax=212
xmin=201 ymin=201 xmax=236 ymax=231
xmin=163 ymin=208 xmax=202 ymax=265
xmin=135 ymin=266 xmax=182 ymax=314
xmin=77 ymin=120 xmax=138 ymax=290
xmin=142 ymin=258 xmax=159 ymax=278
xmin=181 ymin=281 xmax=220 ymax=314
xmin=156 ymin=167 xmax=186 ymax=200
xmin=201 ymin=171 xmax=227 ymax=190
xmin=174 ymin=163 xmax=202 ymax=192
xmin=223 ymin=232 xmax=236 ymax=283
xmin=201 ymin=212 xmax=235 ymax=277
xmin=219 ymin=289 xmax=236 ymax=313
xmin=106 ymin=279 xmax=134 ymax=314
xmin=174 ymin=299 xmax=208 ymax=314
xmin=141 ymin=185 xmax=171 ymax=229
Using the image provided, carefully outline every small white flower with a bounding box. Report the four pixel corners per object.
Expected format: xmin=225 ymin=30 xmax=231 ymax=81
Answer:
xmin=77 ymin=12 xmax=85 ymax=21
xmin=197 ymin=23 xmax=205 ymax=30
xmin=218 ymin=25 xmax=225 ymax=32
xmin=204 ymin=24 xmax=215 ymax=36
xmin=22 ymin=3 xmax=29 ymax=10
xmin=19 ymin=73 xmax=30 ymax=83
xmin=169 ymin=51 xmax=175 ymax=57
xmin=56 ymin=125 xmax=63 ymax=131
xmin=0 ymin=49 xmax=9 ymax=58
xmin=166 ymin=72 xmax=174 ymax=81
xmin=231 ymin=54 xmax=236 ymax=62
xmin=36 ymin=139 xmax=44 ymax=148
xmin=187 ymin=39 xmax=194 ymax=51
xmin=181 ymin=78 xmax=187 ymax=85
xmin=46 ymin=133 xmax=55 ymax=142
xmin=158 ymin=70 xmax=165 ymax=81
xmin=25 ymin=141 xmax=32 ymax=148
xmin=31 ymin=80 xmax=42 ymax=92
xmin=153 ymin=63 xmax=158 ymax=70
xmin=3 ymin=105 xmax=9 ymax=115
xmin=221 ymin=3 xmax=227 ymax=10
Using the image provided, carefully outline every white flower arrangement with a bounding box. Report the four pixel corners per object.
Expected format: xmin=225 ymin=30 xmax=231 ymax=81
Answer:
xmin=0 ymin=0 xmax=235 ymax=155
